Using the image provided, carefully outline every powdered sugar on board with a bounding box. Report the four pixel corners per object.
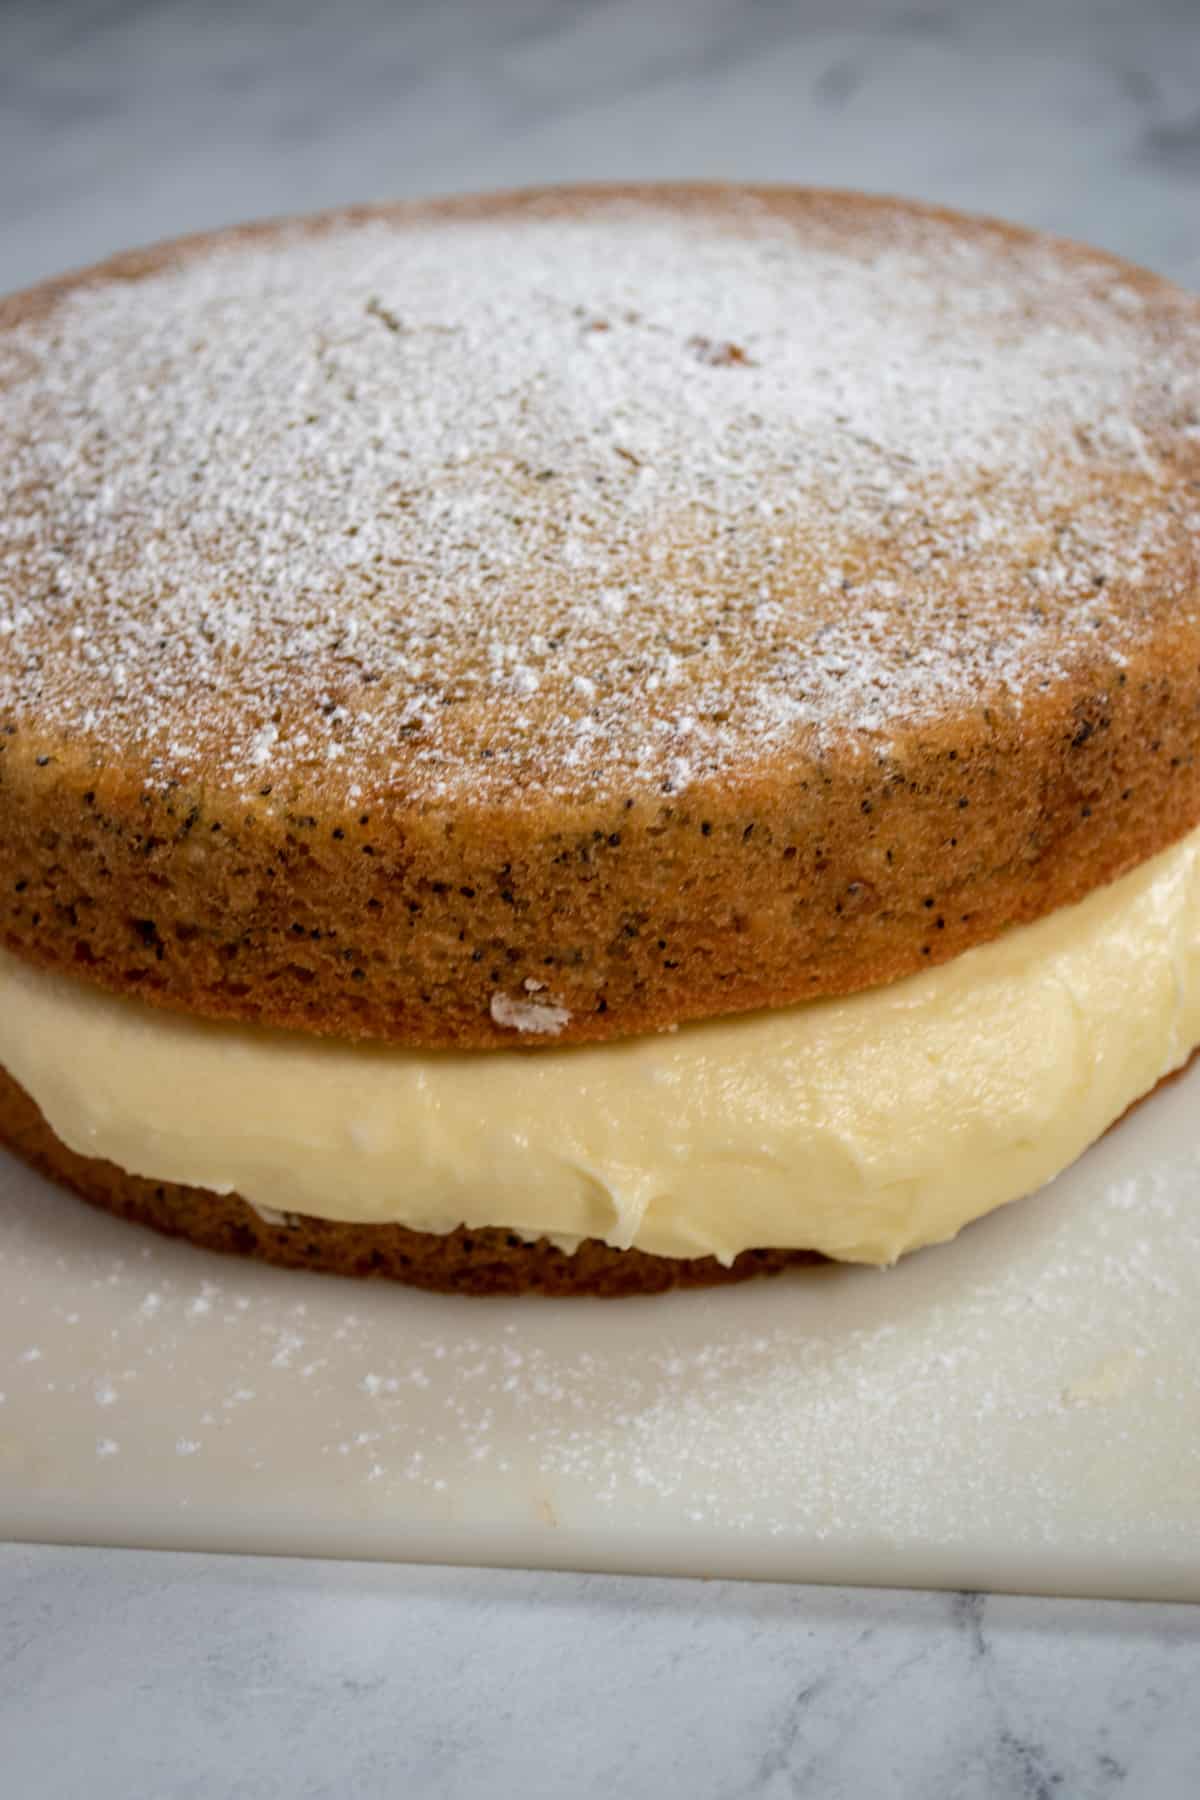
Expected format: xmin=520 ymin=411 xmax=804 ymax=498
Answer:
xmin=1 ymin=1059 xmax=1198 ymax=1597
xmin=1 ymin=189 xmax=1198 ymax=807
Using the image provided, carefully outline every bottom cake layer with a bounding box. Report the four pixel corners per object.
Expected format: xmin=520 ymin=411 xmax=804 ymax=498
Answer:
xmin=2 ymin=1058 xmax=1195 ymax=1297
xmin=0 ymin=1067 xmax=816 ymax=1297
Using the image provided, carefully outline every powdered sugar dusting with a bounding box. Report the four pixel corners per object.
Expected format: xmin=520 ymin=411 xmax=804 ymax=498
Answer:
xmin=1 ymin=190 xmax=1198 ymax=806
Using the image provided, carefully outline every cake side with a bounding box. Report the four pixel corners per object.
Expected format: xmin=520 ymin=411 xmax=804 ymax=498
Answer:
xmin=3 ymin=649 xmax=1199 ymax=1045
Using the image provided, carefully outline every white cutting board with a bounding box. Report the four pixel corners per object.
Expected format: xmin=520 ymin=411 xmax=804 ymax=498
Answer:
xmin=1 ymin=1064 xmax=1198 ymax=1601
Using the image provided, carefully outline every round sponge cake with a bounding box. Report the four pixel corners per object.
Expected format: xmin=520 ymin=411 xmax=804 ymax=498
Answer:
xmin=2 ymin=186 xmax=1198 ymax=1052
xmin=2 ymin=184 xmax=1200 ymax=1296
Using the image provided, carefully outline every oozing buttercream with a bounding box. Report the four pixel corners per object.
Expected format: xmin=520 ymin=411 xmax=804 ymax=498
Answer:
xmin=3 ymin=827 xmax=1199 ymax=1266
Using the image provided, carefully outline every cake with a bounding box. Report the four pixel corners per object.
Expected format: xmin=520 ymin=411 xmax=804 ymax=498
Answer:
xmin=1 ymin=184 xmax=1198 ymax=1295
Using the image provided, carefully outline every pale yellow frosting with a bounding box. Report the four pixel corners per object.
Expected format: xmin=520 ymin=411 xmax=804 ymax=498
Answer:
xmin=3 ymin=827 xmax=1199 ymax=1266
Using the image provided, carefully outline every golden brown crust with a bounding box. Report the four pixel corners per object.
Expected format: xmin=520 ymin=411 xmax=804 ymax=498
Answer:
xmin=2 ymin=185 xmax=1199 ymax=1047
xmin=0 ymin=1065 xmax=813 ymax=1295
xmin=4 ymin=660 xmax=1199 ymax=1047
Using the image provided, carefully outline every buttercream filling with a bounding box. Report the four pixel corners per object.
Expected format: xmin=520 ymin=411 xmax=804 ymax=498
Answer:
xmin=2 ymin=826 xmax=1199 ymax=1266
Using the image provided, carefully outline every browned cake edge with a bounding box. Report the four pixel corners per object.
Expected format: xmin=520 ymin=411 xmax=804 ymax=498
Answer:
xmin=2 ymin=1053 xmax=1195 ymax=1297
xmin=4 ymin=657 xmax=1200 ymax=1050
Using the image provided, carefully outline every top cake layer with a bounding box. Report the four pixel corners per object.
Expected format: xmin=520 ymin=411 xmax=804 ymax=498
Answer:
xmin=2 ymin=186 xmax=1199 ymax=1047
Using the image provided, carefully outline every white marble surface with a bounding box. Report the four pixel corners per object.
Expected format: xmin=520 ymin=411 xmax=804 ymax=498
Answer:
xmin=4 ymin=0 xmax=1200 ymax=293
xmin=3 ymin=1544 xmax=1199 ymax=1799
xmin=3 ymin=0 xmax=1200 ymax=1793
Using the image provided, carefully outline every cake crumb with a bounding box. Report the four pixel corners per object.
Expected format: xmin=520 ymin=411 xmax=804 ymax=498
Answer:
xmin=490 ymin=992 xmax=572 ymax=1035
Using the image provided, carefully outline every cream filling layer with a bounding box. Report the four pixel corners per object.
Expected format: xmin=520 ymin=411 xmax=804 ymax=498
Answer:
xmin=3 ymin=827 xmax=1200 ymax=1266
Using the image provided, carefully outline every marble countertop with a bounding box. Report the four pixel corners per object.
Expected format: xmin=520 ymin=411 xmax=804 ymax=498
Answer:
xmin=5 ymin=0 xmax=1200 ymax=294
xmin=3 ymin=1545 xmax=1198 ymax=1799
xmin=3 ymin=0 xmax=1200 ymax=1793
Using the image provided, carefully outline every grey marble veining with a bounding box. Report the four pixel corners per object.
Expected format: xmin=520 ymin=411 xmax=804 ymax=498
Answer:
xmin=3 ymin=0 xmax=1200 ymax=294
xmin=2 ymin=1545 xmax=1198 ymax=1800
xmin=3 ymin=0 xmax=1200 ymax=1794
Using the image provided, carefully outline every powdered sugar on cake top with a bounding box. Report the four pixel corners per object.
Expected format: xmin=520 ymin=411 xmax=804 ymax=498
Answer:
xmin=0 ymin=189 xmax=1197 ymax=806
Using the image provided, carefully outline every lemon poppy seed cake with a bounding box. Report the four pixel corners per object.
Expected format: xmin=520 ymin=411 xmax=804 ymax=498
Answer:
xmin=2 ymin=184 xmax=1199 ymax=1296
